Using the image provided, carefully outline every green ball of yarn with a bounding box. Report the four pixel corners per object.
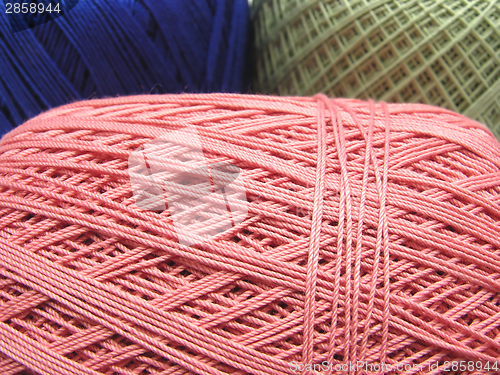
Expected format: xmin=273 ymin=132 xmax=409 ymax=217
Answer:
xmin=252 ymin=0 xmax=500 ymax=138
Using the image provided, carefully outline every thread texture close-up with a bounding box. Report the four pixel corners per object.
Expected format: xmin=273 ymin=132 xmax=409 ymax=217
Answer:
xmin=0 ymin=94 xmax=500 ymax=374
xmin=251 ymin=0 xmax=500 ymax=139
xmin=0 ymin=0 xmax=250 ymax=135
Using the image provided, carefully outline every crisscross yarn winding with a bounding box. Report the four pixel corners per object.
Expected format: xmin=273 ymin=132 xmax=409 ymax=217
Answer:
xmin=0 ymin=94 xmax=499 ymax=374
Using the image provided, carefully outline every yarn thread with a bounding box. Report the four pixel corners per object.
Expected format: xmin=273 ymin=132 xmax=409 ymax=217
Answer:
xmin=0 ymin=94 xmax=500 ymax=374
xmin=0 ymin=0 xmax=249 ymax=135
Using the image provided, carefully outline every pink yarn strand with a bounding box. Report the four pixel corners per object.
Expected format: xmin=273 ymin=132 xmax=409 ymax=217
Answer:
xmin=302 ymin=96 xmax=327 ymax=367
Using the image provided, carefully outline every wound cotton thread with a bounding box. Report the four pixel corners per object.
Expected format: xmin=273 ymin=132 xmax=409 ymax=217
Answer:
xmin=0 ymin=94 xmax=499 ymax=375
xmin=0 ymin=0 xmax=250 ymax=135
xmin=251 ymin=0 xmax=500 ymax=140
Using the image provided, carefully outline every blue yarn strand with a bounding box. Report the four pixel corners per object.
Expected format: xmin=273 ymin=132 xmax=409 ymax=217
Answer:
xmin=0 ymin=0 xmax=249 ymax=135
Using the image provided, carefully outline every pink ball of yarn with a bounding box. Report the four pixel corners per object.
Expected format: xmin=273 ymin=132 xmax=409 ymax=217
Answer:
xmin=0 ymin=93 xmax=499 ymax=375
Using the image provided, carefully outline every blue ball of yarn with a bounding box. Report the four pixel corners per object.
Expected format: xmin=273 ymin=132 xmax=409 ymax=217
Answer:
xmin=0 ymin=0 xmax=250 ymax=135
